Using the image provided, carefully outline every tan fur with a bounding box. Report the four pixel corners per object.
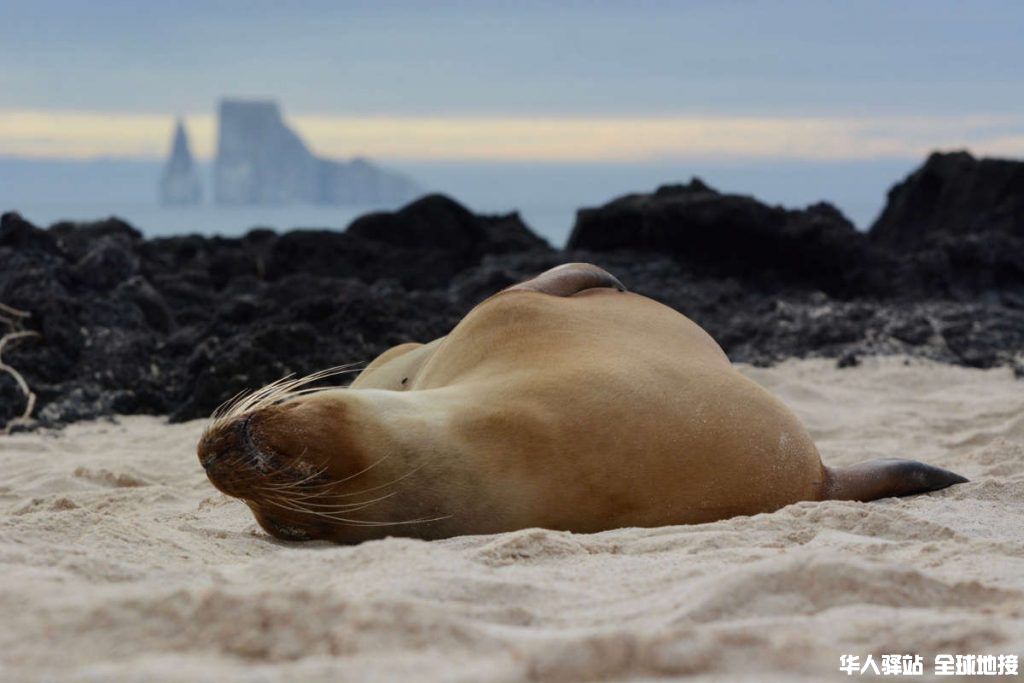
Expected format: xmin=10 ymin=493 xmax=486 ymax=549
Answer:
xmin=199 ymin=267 xmax=834 ymax=543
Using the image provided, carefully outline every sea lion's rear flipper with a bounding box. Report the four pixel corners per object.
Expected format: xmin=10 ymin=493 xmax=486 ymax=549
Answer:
xmin=823 ymin=458 xmax=968 ymax=501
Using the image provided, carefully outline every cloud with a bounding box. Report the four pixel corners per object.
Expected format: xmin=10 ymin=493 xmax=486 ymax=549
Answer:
xmin=1 ymin=109 xmax=1022 ymax=162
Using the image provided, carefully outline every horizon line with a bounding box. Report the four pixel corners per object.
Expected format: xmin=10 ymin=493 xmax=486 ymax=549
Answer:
xmin=1 ymin=108 xmax=1022 ymax=163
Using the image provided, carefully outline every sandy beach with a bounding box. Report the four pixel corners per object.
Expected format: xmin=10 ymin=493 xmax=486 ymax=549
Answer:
xmin=1 ymin=356 xmax=1022 ymax=682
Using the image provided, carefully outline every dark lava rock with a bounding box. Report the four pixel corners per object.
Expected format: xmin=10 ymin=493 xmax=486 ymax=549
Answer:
xmin=50 ymin=216 xmax=142 ymax=260
xmin=0 ymin=195 xmax=551 ymax=427
xmin=867 ymin=152 xmax=1024 ymax=302
xmin=836 ymin=351 xmax=861 ymax=369
xmin=265 ymin=195 xmax=550 ymax=290
xmin=871 ymin=151 xmax=1024 ymax=249
xmin=888 ymin=315 xmax=935 ymax=346
xmin=71 ymin=235 xmax=140 ymax=290
xmin=567 ymin=179 xmax=871 ymax=297
xmin=877 ymin=230 xmax=1024 ymax=303
xmin=569 ymin=169 xmax=1024 ymax=304
xmin=2 ymin=164 xmax=1023 ymax=431
xmin=1 ymin=212 xmax=60 ymax=254
xmin=347 ymin=193 xmax=546 ymax=254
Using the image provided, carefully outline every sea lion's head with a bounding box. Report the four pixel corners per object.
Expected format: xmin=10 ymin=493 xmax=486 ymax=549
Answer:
xmin=196 ymin=368 xmax=438 ymax=543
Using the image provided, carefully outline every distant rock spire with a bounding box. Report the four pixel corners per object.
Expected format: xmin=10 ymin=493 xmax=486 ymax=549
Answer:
xmin=213 ymin=98 xmax=418 ymax=206
xmin=159 ymin=118 xmax=202 ymax=206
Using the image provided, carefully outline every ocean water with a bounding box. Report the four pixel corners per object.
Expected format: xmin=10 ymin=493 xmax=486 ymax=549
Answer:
xmin=7 ymin=201 xmax=577 ymax=247
xmin=1 ymin=158 xmax=918 ymax=248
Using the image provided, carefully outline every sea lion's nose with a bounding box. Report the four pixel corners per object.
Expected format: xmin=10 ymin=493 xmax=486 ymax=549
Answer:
xmin=197 ymin=435 xmax=225 ymax=472
xmin=197 ymin=417 xmax=247 ymax=472
xmin=199 ymin=451 xmax=220 ymax=471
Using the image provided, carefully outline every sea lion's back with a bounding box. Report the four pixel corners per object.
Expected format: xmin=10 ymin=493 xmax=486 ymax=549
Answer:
xmin=413 ymin=288 xmax=731 ymax=389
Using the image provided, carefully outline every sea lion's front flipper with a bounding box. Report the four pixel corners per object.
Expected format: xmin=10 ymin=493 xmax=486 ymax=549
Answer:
xmin=503 ymin=263 xmax=626 ymax=298
xmin=823 ymin=458 xmax=968 ymax=501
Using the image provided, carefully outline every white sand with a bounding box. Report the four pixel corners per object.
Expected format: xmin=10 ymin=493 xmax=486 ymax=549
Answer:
xmin=1 ymin=357 xmax=1022 ymax=682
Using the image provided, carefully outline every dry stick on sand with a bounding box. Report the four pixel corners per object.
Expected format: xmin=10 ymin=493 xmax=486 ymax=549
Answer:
xmin=0 ymin=303 xmax=40 ymax=433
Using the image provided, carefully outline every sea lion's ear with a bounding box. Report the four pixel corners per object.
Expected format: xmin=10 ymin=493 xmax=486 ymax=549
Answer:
xmin=503 ymin=263 xmax=627 ymax=298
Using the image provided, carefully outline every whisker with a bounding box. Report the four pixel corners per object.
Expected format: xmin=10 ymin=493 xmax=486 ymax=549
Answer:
xmin=260 ymin=462 xmax=327 ymax=492
xmin=280 ymin=489 xmax=399 ymax=510
xmin=256 ymin=494 xmax=397 ymax=526
xmin=368 ymin=513 xmax=453 ymax=527
xmin=212 ymin=388 xmax=248 ymax=420
xmin=331 ymin=458 xmax=432 ymax=499
xmin=323 ymin=452 xmax=392 ymax=488
xmin=262 ymin=452 xmax=395 ymax=498
xmin=203 ymin=363 xmax=366 ymax=436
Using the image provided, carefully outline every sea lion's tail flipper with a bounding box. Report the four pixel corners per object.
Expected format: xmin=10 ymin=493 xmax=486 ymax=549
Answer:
xmin=823 ymin=458 xmax=968 ymax=501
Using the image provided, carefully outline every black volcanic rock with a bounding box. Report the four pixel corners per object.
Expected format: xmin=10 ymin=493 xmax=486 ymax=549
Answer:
xmin=871 ymin=151 xmax=1024 ymax=249
xmin=263 ymin=231 xmax=373 ymax=282
xmin=348 ymin=193 xmax=548 ymax=255
xmin=50 ymin=216 xmax=142 ymax=260
xmin=877 ymin=231 xmax=1024 ymax=304
xmin=0 ymin=197 xmax=551 ymax=427
xmin=567 ymin=179 xmax=871 ymax=296
xmin=866 ymin=152 xmax=1024 ymax=302
xmin=71 ymin=235 xmax=140 ymax=290
xmin=1 ymin=212 xmax=60 ymax=254
xmin=267 ymin=193 xmax=552 ymax=289
xmin=2 ymin=161 xmax=1024 ymax=430
xmin=348 ymin=194 xmax=484 ymax=249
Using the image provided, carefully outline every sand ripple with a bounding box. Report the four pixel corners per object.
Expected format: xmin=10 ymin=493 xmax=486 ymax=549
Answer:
xmin=1 ymin=357 xmax=1022 ymax=681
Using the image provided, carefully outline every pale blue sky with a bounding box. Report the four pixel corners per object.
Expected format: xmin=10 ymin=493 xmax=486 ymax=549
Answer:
xmin=2 ymin=0 xmax=1022 ymax=237
xmin=3 ymin=0 xmax=1022 ymax=117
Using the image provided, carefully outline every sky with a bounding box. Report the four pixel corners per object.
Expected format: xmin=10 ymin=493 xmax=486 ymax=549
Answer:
xmin=2 ymin=0 xmax=1023 ymax=163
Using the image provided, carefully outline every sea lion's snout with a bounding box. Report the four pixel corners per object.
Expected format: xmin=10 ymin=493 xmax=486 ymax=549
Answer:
xmin=197 ymin=415 xmax=269 ymax=496
xmin=197 ymin=416 xmax=245 ymax=473
xmin=198 ymin=399 xmax=344 ymax=492
xmin=196 ymin=393 xmax=393 ymax=542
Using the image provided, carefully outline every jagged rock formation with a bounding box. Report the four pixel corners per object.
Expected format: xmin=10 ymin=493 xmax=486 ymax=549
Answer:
xmin=868 ymin=152 xmax=1024 ymax=303
xmin=567 ymin=168 xmax=1024 ymax=304
xmin=567 ymin=179 xmax=873 ymax=296
xmin=3 ymin=153 xmax=1024 ymax=429
xmin=0 ymin=198 xmax=547 ymax=426
xmin=159 ymin=119 xmax=202 ymax=206
xmin=871 ymin=151 xmax=1024 ymax=248
xmin=213 ymin=99 xmax=418 ymax=206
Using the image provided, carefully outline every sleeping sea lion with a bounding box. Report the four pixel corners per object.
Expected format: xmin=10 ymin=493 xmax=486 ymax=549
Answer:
xmin=197 ymin=263 xmax=967 ymax=543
